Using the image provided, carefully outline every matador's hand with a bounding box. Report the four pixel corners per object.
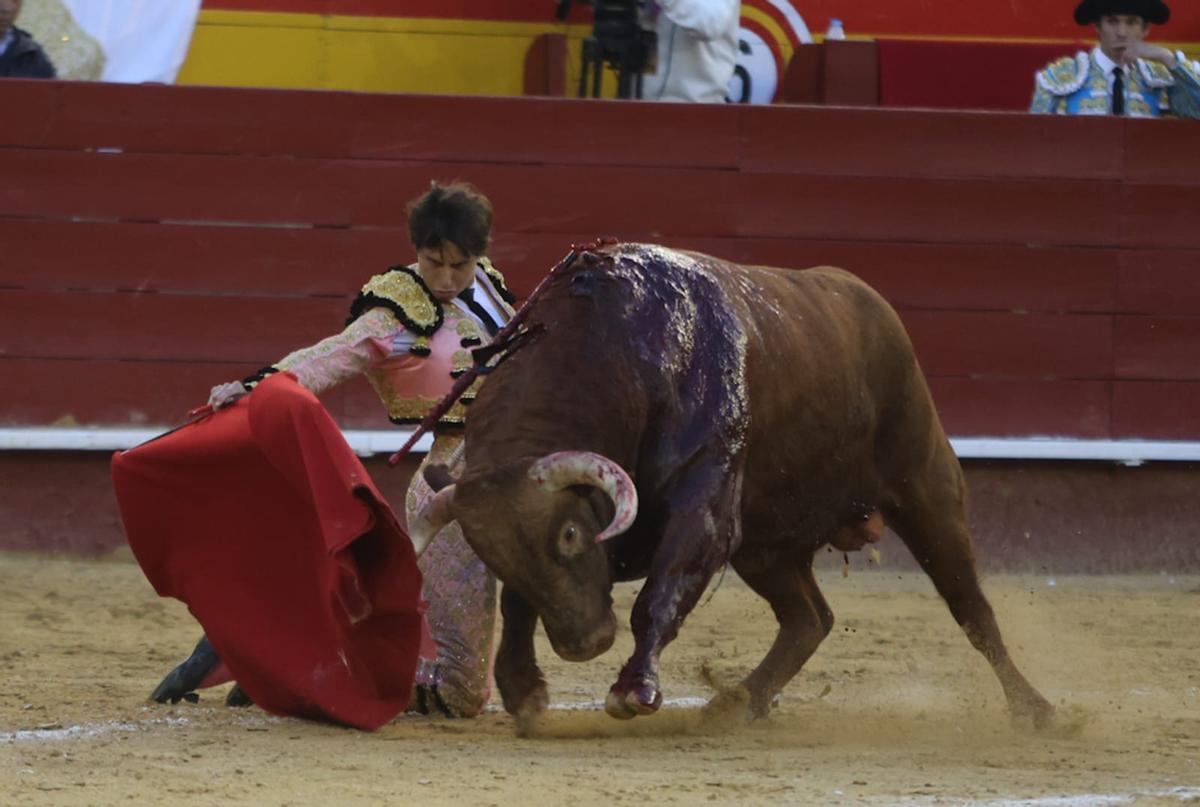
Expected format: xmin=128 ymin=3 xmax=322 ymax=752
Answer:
xmin=208 ymin=381 xmax=248 ymax=409
xmin=1120 ymin=43 xmax=1177 ymax=69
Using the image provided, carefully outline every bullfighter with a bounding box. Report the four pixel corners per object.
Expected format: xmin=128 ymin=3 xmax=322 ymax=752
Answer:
xmin=1030 ymin=0 xmax=1200 ymax=117
xmin=150 ymin=181 xmax=513 ymax=719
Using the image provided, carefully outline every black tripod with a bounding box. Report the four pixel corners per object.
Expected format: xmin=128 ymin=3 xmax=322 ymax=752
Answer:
xmin=559 ymin=0 xmax=654 ymax=100
xmin=579 ymin=35 xmax=650 ymax=99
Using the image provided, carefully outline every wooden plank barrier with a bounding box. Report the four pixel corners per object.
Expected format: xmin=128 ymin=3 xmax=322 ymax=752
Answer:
xmin=2 ymin=79 xmax=1199 ymax=444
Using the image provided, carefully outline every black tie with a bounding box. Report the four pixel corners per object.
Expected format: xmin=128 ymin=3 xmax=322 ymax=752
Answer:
xmin=1112 ymin=67 xmax=1125 ymax=116
xmin=456 ymin=287 xmax=502 ymax=337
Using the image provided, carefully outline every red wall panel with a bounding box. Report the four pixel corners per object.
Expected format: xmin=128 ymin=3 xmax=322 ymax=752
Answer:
xmin=0 ymin=220 xmax=403 ymax=296
xmin=1121 ymin=185 xmax=1200 ymax=250
xmin=1115 ymin=317 xmax=1200 ymax=381
xmin=1118 ymin=250 xmax=1200 ymax=318
xmin=0 ymin=358 xmax=392 ymax=430
xmin=735 ymin=240 xmax=1118 ymax=313
xmin=0 ymin=290 xmax=345 ymax=363
xmin=1123 ymin=119 xmax=1200 ymax=185
xmin=0 ymin=81 xmax=1196 ymax=439
xmin=900 ymin=311 xmax=1113 ymax=379
xmin=0 ymin=150 xmax=744 ymax=237
xmin=741 ymin=105 xmax=1122 ymax=180
xmin=0 ymin=82 xmax=738 ymax=168
xmin=927 ymin=378 xmax=1111 ymax=438
xmin=0 ymin=358 xmax=262 ymax=427
xmin=735 ymin=173 xmax=1122 ymax=247
xmin=1112 ymin=381 xmax=1200 ymax=440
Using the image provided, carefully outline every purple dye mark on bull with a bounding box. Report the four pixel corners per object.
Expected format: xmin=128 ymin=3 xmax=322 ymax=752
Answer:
xmin=583 ymin=243 xmax=751 ymax=460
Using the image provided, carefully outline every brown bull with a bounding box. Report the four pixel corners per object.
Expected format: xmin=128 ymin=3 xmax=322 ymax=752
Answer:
xmin=415 ymin=242 xmax=1054 ymax=726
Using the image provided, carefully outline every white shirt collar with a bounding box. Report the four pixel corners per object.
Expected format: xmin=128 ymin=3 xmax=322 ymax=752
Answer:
xmin=449 ymin=269 xmax=506 ymax=332
xmin=1092 ymin=46 xmax=1121 ymax=76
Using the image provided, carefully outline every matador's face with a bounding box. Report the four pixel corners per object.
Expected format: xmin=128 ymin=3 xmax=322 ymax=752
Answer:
xmin=1096 ymin=14 xmax=1149 ymax=62
xmin=416 ymin=242 xmax=479 ymax=302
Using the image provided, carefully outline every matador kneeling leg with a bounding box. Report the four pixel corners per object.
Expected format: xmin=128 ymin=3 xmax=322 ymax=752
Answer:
xmin=407 ymin=436 xmax=497 ymax=717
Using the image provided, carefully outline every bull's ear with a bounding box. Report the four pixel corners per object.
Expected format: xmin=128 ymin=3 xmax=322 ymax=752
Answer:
xmin=423 ymin=463 xmax=456 ymax=492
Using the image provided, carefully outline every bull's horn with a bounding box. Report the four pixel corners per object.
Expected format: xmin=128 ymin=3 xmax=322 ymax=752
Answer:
xmin=527 ymin=452 xmax=637 ymax=542
xmin=409 ymin=485 xmax=456 ymax=557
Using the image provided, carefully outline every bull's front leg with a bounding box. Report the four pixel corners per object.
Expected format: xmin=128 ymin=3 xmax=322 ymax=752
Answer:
xmin=494 ymin=585 xmax=548 ymax=726
xmin=606 ymin=471 xmax=739 ymax=720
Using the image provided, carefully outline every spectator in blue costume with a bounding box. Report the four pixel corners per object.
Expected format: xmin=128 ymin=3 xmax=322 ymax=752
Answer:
xmin=1030 ymin=0 xmax=1200 ymax=118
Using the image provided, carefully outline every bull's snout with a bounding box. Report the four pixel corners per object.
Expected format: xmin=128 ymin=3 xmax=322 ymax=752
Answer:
xmin=547 ymin=609 xmax=617 ymax=662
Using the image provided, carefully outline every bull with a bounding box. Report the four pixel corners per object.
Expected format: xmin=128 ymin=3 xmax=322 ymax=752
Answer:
xmin=414 ymin=243 xmax=1054 ymax=726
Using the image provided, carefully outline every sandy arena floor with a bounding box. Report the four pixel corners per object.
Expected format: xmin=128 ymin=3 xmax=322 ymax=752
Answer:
xmin=1 ymin=549 xmax=1198 ymax=806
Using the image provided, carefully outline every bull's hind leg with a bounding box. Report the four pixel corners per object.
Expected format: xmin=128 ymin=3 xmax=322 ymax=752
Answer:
xmin=730 ymin=550 xmax=832 ymax=717
xmin=889 ymin=450 xmax=1054 ymax=728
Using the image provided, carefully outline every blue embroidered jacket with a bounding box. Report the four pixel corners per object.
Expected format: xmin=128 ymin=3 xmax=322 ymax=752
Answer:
xmin=1030 ymin=47 xmax=1200 ymax=118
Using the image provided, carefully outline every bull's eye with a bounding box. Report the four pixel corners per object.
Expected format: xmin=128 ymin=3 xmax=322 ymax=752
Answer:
xmin=558 ymin=523 xmax=584 ymax=557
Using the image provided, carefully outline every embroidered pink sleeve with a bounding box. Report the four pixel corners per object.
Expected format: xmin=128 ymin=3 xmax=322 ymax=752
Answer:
xmin=275 ymin=307 xmax=400 ymax=396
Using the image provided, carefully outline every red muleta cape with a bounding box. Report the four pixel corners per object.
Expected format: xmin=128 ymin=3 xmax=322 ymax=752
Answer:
xmin=112 ymin=373 xmax=424 ymax=730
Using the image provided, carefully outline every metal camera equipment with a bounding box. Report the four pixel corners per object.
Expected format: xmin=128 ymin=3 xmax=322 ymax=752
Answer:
xmin=557 ymin=0 xmax=656 ymax=99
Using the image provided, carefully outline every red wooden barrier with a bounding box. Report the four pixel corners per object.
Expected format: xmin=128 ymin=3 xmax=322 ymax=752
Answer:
xmin=0 ymin=81 xmax=739 ymax=167
xmin=1 ymin=79 xmax=1197 ymax=442
xmin=1112 ymin=382 xmax=1200 ymax=439
xmin=876 ymin=39 xmax=1086 ymax=112
xmin=740 ymin=105 xmax=1124 ymax=180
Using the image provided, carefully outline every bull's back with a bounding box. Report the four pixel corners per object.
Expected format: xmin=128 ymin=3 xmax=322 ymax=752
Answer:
xmin=726 ymin=262 xmax=919 ymax=405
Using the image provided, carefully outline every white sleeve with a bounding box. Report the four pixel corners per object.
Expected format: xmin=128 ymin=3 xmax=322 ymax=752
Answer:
xmin=656 ymin=0 xmax=741 ymax=41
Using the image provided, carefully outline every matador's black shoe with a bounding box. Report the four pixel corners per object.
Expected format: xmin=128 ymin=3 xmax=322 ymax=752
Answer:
xmin=150 ymin=634 xmax=220 ymax=705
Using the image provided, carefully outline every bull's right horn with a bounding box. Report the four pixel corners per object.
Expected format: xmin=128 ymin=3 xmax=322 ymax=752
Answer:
xmin=408 ymin=485 xmax=456 ymax=557
xmin=527 ymin=452 xmax=637 ymax=542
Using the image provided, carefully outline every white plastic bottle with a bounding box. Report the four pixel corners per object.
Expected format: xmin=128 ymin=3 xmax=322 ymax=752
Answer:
xmin=826 ymin=18 xmax=846 ymax=41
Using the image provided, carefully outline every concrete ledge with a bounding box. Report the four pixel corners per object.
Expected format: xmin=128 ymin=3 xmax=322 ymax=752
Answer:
xmin=0 ymin=427 xmax=432 ymax=456
xmin=4 ymin=428 xmax=1200 ymax=464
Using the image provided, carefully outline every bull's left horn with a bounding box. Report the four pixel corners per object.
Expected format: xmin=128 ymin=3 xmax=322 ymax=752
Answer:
xmin=527 ymin=452 xmax=637 ymax=542
xmin=409 ymin=485 xmax=456 ymax=557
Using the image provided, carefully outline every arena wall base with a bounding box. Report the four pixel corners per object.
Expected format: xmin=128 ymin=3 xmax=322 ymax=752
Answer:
xmin=3 ymin=452 xmax=1196 ymax=574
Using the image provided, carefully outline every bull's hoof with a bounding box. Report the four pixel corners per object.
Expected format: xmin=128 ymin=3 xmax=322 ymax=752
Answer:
xmin=497 ymin=663 xmax=549 ymax=723
xmin=1011 ymin=695 xmax=1056 ymax=731
xmin=502 ymin=679 xmax=549 ymax=725
xmin=513 ymin=694 xmax=549 ymax=737
xmin=150 ymin=636 xmax=219 ymax=705
xmin=604 ymin=682 xmax=663 ymax=720
xmin=703 ymin=685 xmax=755 ymax=727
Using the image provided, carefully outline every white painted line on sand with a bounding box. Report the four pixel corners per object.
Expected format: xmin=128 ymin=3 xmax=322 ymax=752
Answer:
xmin=1 ymin=716 xmax=190 ymax=744
xmin=881 ymin=786 xmax=1200 ymax=807
xmin=1 ymin=697 xmax=708 ymax=743
xmin=485 ymin=696 xmax=710 ymax=713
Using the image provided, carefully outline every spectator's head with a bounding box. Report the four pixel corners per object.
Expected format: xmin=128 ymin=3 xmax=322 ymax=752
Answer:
xmin=0 ymin=0 xmax=23 ymax=38
xmin=407 ymin=181 xmax=494 ymax=302
xmin=1075 ymin=0 xmax=1169 ymax=60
